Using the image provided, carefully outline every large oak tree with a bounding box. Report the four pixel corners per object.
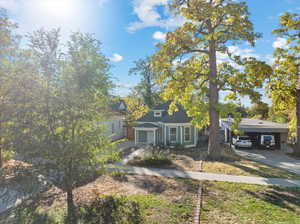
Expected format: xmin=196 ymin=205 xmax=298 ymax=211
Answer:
xmin=151 ymin=0 xmax=269 ymax=159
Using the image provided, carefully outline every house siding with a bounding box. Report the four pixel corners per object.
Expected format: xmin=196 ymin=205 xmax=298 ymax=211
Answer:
xmin=165 ymin=125 xmax=193 ymax=146
xmin=102 ymin=117 xmax=125 ymax=141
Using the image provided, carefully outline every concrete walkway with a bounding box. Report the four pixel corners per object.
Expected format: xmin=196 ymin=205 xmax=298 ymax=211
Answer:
xmin=116 ymin=140 xmax=135 ymax=151
xmin=235 ymin=149 xmax=300 ymax=176
xmin=113 ymin=165 xmax=300 ymax=187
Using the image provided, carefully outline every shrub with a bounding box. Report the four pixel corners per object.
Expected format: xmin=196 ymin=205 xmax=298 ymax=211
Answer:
xmin=79 ymin=195 xmax=142 ymax=224
xmin=2 ymin=150 xmax=14 ymax=163
xmin=128 ymin=153 xmax=172 ymax=168
xmin=10 ymin=202 xmax=65 ymax=224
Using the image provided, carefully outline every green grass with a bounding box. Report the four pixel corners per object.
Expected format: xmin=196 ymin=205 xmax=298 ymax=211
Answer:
xmin=202 ymin=181 xmax=300 ymax=224
xmin=3 ymin=193 xmax=194 ymax=224
xmin=127 ymin=194 xmax=194 ymax=224
xmin=202 ymin=147 xmax=300 ymax=180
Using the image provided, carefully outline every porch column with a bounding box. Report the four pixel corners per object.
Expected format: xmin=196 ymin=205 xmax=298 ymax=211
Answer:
xmin=164 ymin=126 xmax=167 ymax=145
xmin=194 ymin=126 xmax=197 ymax=146
xmin=135 ymin=129 xmax=137 ymax=145
xmin=181 ymin=126 xmax=183 ymax=144
xmin=154 ymin=130 xmax=156 ymax=146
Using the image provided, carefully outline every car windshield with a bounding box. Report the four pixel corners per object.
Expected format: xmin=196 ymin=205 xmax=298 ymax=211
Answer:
xmin=239 ymin=136 xmax=250 ymax=140
xmin=263 ymin=136 xmax=273 ymax=141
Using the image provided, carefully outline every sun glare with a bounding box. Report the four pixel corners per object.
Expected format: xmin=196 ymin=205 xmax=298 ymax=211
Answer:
xmin=37 ymin=0 xmax=75 ymax=19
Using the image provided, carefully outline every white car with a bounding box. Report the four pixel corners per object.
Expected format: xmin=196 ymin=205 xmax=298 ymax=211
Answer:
xmin=260 ymin=135 xmax=276 ymax=149
xmin=232 ymin=136 xmax=252 ymax=149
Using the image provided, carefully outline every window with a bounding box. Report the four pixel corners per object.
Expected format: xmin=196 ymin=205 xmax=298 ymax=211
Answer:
xmin=154 ymin=111 xmax=162 ymax=117
xmin=170 ymin=127 xmax=177 ymax=142
xmin=138 ymin=131 xmax=147 ymax=143
xmin=184 ymin=127 xmax=191 ymax=142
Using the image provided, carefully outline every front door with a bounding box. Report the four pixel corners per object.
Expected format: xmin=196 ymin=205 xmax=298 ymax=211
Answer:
xmin=147 ymin=131 xmax=155 ymax=145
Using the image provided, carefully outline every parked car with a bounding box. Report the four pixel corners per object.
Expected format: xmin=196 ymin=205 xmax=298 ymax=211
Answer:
xmin=232 ymin=135 xmax=252 ymax=149
xmin=260 ymin=135 xmax=276 ymax=149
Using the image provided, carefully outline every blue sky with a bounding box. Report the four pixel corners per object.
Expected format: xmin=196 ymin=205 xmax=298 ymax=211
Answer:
xmin=1 ymin=0 xmax=300 ymax=106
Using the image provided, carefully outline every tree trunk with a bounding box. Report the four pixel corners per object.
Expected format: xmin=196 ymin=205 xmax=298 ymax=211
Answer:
xmin=207 ymin=40 xmax=221 ymax=160
xmin=295 ymin=80 xmax=300 ymax=155
xmin=0 ymin=122 xmax=2 ymax=168
xmin=66 ymin=187 xmax=77 ymax=224
xmin=0 ymin=146 xmax=2 ymax=168
xmin=65 ymin=160 xmax=77 ymax=224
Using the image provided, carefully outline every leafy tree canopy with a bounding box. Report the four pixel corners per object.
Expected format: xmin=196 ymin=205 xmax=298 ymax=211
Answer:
xmin=151 ymin=0 xmax=271 ymax=158
xmin=270 ymin=12 xmax=300 ymax=150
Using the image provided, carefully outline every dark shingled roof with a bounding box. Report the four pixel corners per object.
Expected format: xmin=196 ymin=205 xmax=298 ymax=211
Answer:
xmin=111 ymin=99 xmax=127 ymax=113
xmin=137 ymin=101 xmax=192 ymax=123
xmin=134 ymin=123 xmax=159 ymax=128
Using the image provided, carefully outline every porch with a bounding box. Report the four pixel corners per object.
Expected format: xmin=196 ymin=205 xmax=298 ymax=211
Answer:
xmin=134 ymin=123 xmax=159 ymax=146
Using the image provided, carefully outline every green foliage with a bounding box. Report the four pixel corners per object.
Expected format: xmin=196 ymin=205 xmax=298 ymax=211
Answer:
xmin=151 ymin=0 xmax=270 ymax=158
xmin=128 ymin=152 xmax=172 ymax=168
xmin=129 ymin=57 xmax=162 ymax=108
xmin=11 ymin=202 xmax=65 ymax=224
xmin=123 ymin=96 xmax=149 ymax=123
xmin=270 ymin=12 xmax=300 ymax=146
xmin=268 ymin=106 xmax=289 ymax=124
xmin=248 ymin=102 xmax=270 ymax=120
xmin=0 ymin=9 xmax=21 ymax=167
xmin=0 ymin=27 xmax=117 ymax=222
xmin=2 ymin=150 xmax=14 ymax=163
xmin=79 ymin=195 xmax=142 ymax=224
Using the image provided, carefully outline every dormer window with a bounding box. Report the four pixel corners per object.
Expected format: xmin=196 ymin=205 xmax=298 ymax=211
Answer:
xmin=154 ymin=110 xmax=162 ymax=117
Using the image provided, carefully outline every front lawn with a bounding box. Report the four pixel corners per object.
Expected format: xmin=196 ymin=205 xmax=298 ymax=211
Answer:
xmin=201 ymin=181 xmax=300 ymax=224
xmin=202 ymin=148 xmax=300 ymax=179
xmin=1 ymin=174 xmax=197 ymax=224
xmin=2 ymin=172 xmax=300 ymax=224
xmin=126 ymin=146 xmax=300 ymax=180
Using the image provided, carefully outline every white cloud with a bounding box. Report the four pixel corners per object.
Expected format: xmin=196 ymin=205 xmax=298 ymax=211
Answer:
xmin=264 ymin=54 xmax=275 ymax=65
xmin=114 ymin=82 xmax=137 ymax=96
xmin=272 ymin=37 xmax=288 ymax=49
xmin=217 ymin=46 xmax=260 ymax=64
xmin=117 ymin=82 xmax=136 ymax=89
xmin=127 ymin=0 xmax=185 ymax=32
xmin=110 ymin=53 xmax=123 ymax=62
xmin=0 ymin=0 xmax=19 ymax=11
xmin=153 ymin=31 xmax=166 ymax=40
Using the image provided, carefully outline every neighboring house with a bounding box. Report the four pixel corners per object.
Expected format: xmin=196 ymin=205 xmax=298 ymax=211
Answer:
xmin=220 ymin=118 xmax=289 ymax=150
xmin=133 ymin=101 xmax=198 ymax=148
xmin=103 ymin=99 xmax=127 ymax=141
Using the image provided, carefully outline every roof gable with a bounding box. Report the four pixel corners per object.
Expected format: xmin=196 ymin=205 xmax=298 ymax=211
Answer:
xmin=137 ymin=101 xmax=191 ymax=123
xmin=111 ymin=99 xmax=127 ymax=113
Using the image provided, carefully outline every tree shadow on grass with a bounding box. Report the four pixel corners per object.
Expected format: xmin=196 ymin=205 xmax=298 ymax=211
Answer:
xmin=203 ymin=146 xmax=300 ymax=179
xmin=1 ymin=191 xmax=64 ymax=224
xmin=131 ymin=175 xmax=199 ymax=195
xmin=245 ymin=186 xmax=300 ymax=213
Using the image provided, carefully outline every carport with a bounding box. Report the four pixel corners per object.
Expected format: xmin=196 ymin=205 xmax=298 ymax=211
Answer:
xmin=221 ymin=118 xmax=289 ymax=150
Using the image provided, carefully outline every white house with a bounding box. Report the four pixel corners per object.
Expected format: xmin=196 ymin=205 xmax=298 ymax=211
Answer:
xmin=103 ymin=99 xmax=127 ymax=141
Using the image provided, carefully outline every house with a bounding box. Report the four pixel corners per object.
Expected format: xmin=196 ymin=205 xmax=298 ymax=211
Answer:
xmin=103 ymin=99 xmax=127 ymax=141
xmin=133 ymin=101 xmax=198 ymax=148
xmin=220 ymin=118 xmax=289 ymax=150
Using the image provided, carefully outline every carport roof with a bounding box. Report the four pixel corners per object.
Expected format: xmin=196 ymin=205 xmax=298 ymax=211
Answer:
xmin=222 ymin=118 xmax=289 ymax=133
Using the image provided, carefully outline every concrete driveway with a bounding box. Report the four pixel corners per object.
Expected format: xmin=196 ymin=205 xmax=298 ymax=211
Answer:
xmin=235 ymin=149 xmax=300 ymax=176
